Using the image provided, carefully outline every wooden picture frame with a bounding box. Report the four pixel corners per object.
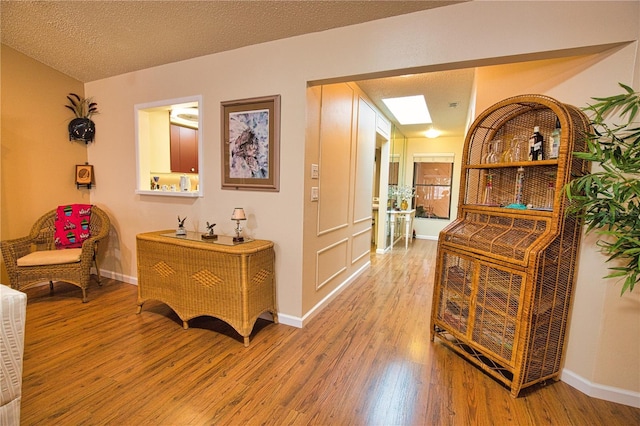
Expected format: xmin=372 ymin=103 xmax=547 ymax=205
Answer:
xmin=221 ymin=95 xmax=280 ymax=191
xmin=75 ymin=164 xmax=94 ymax=188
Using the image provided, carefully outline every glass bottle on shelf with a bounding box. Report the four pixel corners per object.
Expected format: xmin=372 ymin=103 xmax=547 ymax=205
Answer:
xmin=514 ymin=167 xmax=525 ymax=205
xmin=545 ymin=181 xmax=555 ymax=209
xmin=548 ymin=118 xmax=561 ymax=159
xmin=529 ymin=126 xmax=544 ymax=161
xmin=483 ymin=173 xmax=494 ymax=205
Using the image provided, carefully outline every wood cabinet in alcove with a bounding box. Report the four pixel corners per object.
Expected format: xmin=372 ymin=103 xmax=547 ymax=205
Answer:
xmin=170 ymin=124 xmax=198 ymax=173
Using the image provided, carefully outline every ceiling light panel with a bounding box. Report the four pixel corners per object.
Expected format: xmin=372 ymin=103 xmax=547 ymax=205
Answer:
xmin=382 ymin=95 xmax=432 ymax=125
xmin=425 ymin=128 xmax=441 ymax=138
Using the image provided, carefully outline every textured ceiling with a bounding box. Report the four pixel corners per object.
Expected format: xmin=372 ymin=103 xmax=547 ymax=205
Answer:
xmin=1 ymin=0 xmax=472 ymax=138
xmin=358 ymin=69 xmax=475 ymax=138
xmin=1 ymin=0 xmax=465 ymax=82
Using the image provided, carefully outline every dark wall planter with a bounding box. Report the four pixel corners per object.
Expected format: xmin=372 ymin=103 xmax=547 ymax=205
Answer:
xmin=68 ymin=118 xmax=96 ymax=143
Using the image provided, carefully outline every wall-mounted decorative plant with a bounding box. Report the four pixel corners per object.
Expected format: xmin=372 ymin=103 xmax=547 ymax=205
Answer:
xmin=565 ymin=83 xmax=640 ymax=295
xmin=65 ymin=93 xmax=98 ymax=143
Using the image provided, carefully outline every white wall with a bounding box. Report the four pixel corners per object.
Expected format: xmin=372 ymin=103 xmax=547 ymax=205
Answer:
xmin=85 ymin=1 xmax=639 ymax=403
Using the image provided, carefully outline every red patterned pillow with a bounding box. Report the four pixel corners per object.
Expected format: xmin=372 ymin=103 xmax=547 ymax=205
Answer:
xmin=54 ymin=204 xmax=92 ymax=249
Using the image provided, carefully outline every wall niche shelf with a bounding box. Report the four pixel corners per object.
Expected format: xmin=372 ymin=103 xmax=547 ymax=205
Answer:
xmin=135 ymin=190 xmax=202 ymax=198
xmin=430 ymin=94 xmax=591 ymax=397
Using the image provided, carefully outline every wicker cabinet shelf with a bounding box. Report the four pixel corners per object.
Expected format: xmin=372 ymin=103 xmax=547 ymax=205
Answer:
xmin=467 ymin=159 xmax=559 ymax=169
xmin=430 ymin=95 xmax=590 ymax=397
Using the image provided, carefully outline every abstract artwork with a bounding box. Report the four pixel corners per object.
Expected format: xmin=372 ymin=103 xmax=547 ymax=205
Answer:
xmin=221 ymin=95 xmax=280 ymax=191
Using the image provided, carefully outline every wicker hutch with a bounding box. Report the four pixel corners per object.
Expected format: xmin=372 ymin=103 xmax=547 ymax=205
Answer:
xmin=430 ymin=94 xmax=591 ymax=397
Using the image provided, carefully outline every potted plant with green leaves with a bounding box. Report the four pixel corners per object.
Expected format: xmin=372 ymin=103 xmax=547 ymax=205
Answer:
xmin=565 ymin=83 xmax=639 ymax=295
xmin=65 ymin=93 xmax=98 ymax=143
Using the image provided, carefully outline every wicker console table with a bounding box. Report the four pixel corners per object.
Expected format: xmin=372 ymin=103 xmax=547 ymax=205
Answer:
xmin=136 ymin=230 xmax=278 ymax=346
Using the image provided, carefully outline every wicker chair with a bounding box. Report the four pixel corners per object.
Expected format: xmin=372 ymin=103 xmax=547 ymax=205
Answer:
xmin=1 ymin=206 xmax=110 ymax=302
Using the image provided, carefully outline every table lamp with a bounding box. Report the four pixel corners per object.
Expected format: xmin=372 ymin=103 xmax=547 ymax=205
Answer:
xmin=231 ymin=208 xmax=247 ymax=242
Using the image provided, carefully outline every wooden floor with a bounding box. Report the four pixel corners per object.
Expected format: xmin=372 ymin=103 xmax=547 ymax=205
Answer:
xmin=19 ymin=239 xmax=640 ymax=425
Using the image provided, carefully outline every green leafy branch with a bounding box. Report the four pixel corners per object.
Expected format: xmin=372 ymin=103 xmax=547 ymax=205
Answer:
xmin=565 ymin=83 xmax=640 ymax=294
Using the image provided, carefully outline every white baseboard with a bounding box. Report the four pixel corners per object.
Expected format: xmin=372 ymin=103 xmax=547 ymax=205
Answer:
xmin=299 ymin=261 xmax=370 ymax=327
xmin=276 ymin=313 xmax=303 ymax=328
xmin=272 ymin=261 xmax=371 ymax=329
xmin=561 ymin=369 xmax=640 ymax=408
xmin=376 ymin=236 xmax=436 ymax=251
xmin=97 ymin=268 xmax=137 ymax=285
xmin=415 ymin=235 xmax=438 ymax=241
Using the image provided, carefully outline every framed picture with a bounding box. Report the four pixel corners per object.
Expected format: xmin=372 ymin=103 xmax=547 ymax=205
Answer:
xmin=221 ymin=95 xmax=280 ymax=191
xmin=75 ymin=164 xmax=94 ymax=188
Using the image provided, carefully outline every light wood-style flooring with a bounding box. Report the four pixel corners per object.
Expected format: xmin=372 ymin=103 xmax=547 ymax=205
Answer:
xmin=19 ymin=239 xmax=640 ymax=425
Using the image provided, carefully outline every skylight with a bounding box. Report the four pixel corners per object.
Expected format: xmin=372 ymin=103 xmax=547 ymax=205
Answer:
xmin=381 ymin=95 xmax=432 ymax=125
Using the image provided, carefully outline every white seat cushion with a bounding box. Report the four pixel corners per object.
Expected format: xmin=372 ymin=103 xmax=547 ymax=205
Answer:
xmin=16 ymin=248 xmax=82 ymax=266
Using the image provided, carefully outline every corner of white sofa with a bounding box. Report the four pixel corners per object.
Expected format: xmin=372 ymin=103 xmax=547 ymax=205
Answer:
xmin=0 ymin=284 xmax=27 ymax=426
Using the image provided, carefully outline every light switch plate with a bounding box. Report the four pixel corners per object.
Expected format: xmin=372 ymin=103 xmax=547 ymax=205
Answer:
xmin=311 ymin=164 xmax=319 ymax=179
xmin=311 ymin=187 xmax=319 ymax=201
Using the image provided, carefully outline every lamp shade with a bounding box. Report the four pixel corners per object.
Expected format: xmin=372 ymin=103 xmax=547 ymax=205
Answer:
xmin=231 ymin=208 xmax=246 ymax=220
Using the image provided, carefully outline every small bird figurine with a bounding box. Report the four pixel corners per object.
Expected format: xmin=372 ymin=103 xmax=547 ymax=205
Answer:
xmin=178 ymin=216 xmax=186 ymax=227
xmin=206 ymin=222 xmax=216 ymax=235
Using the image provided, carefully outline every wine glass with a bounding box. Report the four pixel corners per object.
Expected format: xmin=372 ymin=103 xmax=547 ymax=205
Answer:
xmin=481 ymin=142 xmax=491 ymax=164
xmin=511 ymin=137 xmax=527 ymax=162
xmin=501 ymin=139 xmax=513 ymax=163
xmin=486 ymin=140 xmax=499 ymax=164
